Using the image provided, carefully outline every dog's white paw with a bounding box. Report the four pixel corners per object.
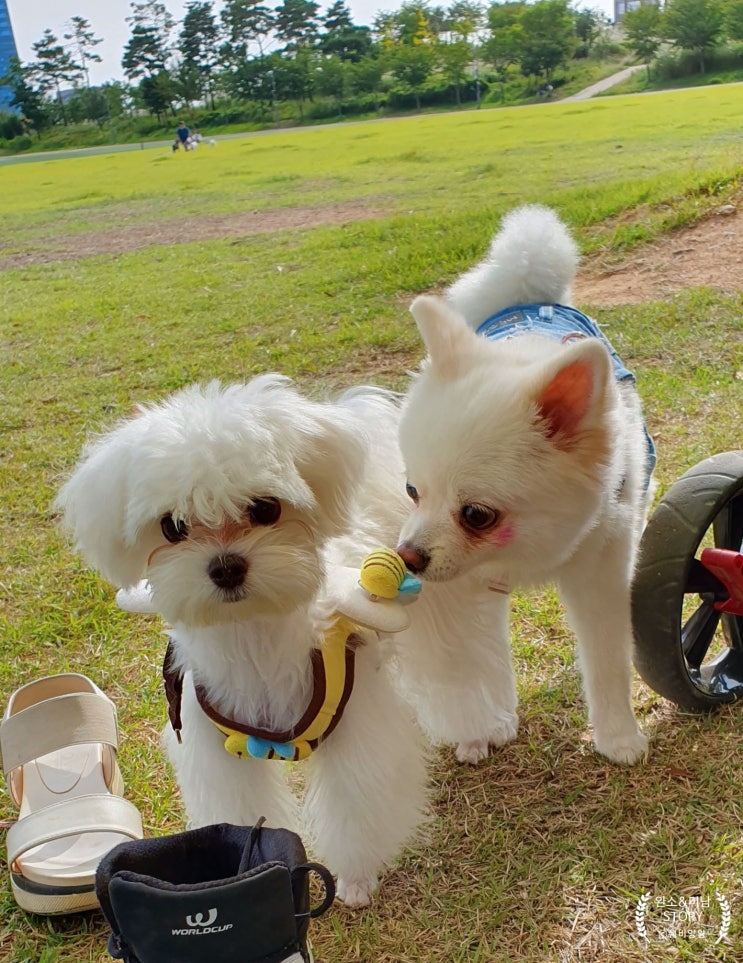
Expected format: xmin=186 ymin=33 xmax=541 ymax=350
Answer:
xmin=455 ymin=716 xmax=518 ymax=765
xmin=489 ymin=714 xmax=519 ymax=747
xmin=336 ymin=876 xmax=375 ymax=909
xmin=455 ymin=740 xmax=491 ymax=765
xmin=594 ymin=729 xmax=648 ymax=765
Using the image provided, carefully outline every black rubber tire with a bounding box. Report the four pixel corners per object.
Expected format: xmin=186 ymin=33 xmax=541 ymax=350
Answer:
xmin=632 ymin=450 xmax=743 ymax=710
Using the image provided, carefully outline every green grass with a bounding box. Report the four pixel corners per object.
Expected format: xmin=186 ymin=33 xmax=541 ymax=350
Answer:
xmin=604 ymin=65 xmax=743 ymax=97
xmin=4 ymin=83 xmax=743 ymax=226
xmin=1 ymin=87 xmax=742 ymax=962
xmin=0 ymin=54 xmax=630 ymax=157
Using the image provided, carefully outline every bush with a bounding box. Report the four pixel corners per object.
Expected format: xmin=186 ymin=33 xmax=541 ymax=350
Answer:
xmin=653 ymin=46 xmax=743 ymax=81
xmin=0 ymin=111 xmax=24 ymax=139
xmin=304 ymin=92 xmax=387 ymax=120
xmin=386 ymin=77 xmax=485 ymax=111
xmin=3 ymin=134 xmax=33 ymax=153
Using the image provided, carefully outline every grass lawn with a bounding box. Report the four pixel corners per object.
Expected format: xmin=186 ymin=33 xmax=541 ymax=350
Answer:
xmin=1 ymin=85 xmax=742 ymax=961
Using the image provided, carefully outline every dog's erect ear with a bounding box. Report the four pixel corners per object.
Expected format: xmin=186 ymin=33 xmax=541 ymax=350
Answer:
xmin=410 ymin=295 xmax=479 ymax=381
xmin=54 ymin=422 xmax=153 ymax=589
xmin=534 ymin=339 xmax=612 ymax=448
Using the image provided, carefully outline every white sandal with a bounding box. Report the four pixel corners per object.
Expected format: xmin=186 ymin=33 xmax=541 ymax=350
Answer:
xmin=1 ymin=673 xmax=143 ymax=915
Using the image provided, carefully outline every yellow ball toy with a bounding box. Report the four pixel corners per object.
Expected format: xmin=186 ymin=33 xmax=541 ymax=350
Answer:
xmin=359 ymin=548 xmax=411 ymax=600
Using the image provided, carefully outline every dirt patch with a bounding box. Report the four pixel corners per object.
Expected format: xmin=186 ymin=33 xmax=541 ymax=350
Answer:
xmin=5 ymin=195 xmax=743 ymax=305
xmin=0 ymin=202 xmax=386 ymax=270
xmin=575 ymin=202 xmax=743 ymax=306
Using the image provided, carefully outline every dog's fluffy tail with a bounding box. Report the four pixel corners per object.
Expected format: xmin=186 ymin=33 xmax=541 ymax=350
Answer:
xmin=446 ymin=204 xmax=580 ymax=330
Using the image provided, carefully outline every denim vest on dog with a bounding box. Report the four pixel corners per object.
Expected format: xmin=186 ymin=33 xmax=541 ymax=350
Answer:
xmin=475 ymin=304 xmax=656 ymax=485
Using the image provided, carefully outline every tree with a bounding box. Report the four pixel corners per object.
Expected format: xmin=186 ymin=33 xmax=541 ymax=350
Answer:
xmin=223 ymin=53 xmax=277 ymax=114
xmin=622 ymin=4 xmax=662 ymax=77
xmin=139 ymin=69 xmax=176 ymax=120
xmin=320 ymin=2 xmax=372 ymax=61
xmin=0 ymin=56 xmax=49 ymax=134
xmin=271 ymin=53 xmax=312 ymax=115
xmin=483 ymin=2 xmax=526 ymax=98
xmin=122 ymin=26 xmax=169 ymax=79
xmin=516 ymin=0 xmax=575 ymax=83
xmin=172 ymin=58 xmax=204 ymax=106
xmin=390 ymin=40 xmax=437 ymax=108
xmin=347 ymin=52 xmax=385 ymax=107
xmin=127 ymin=1 xmax=176 ymax=37
xmin=438 ymin=37 xmax=472 ymax=104
xmin=324 ymin=0 xmax=354 ymax=32
xmin=274 ymin=0 xmax=322 ymax=49
xmin=724 ymin=0 xmax=743 ymax=41
xmin=220 ymin=0 xmax=275 ymax=65
xmin=447 ymin=0 xmax=485 ymax=42
xmin=314 ymin=52 xmax=349 ymax=111
xmin=663 ymin=0 xmax=724 ymax=73
xmin=122 ymin=1 xmax=174 ymax=79
xmin=67 ymin=85 xmax=109 ymax=126
xmin=425 ymin=4 xmax=450 ymax=35
xmin=574 ymin=8 xmax=603 ymax=55
xmin=31 ymin=30 xmax=80 ymax=124
xmin=101 ymin=81 xmax=131 ymax=120
xmin=0 ymin=111 xmax=25 ymax=139
xmin=393 ymin=2 xmax=436 ymax=44
xmin=63 ymin=16 xmax=103 ymax=88
xmin=179 ymin=1 xmax=220 ymax=106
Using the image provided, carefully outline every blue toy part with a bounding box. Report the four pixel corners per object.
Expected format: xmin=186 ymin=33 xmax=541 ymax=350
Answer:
xmin=247 ymin=736 xmax=296 ymax=760
xmin=398 ymin=574 xmax=422 ymax=595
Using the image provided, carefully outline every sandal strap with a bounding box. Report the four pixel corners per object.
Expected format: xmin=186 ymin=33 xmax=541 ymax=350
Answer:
xmin=7 ymin=793 xmax=143 ymax=867
xmin=1 ymin=692 xmax=119 ymax=775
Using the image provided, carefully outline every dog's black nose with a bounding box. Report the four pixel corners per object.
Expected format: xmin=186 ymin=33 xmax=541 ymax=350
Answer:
xmin=208 ymin=553 xmax=248 ymax=589
xmin=396 ymin=544 xmax=430 ymax=575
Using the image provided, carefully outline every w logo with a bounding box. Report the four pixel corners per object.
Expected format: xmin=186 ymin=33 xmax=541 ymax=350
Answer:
xmin=172 ymin=906 xmax=231 ymax=937
xmin=186 ymin=908 xmax=218 ymax=928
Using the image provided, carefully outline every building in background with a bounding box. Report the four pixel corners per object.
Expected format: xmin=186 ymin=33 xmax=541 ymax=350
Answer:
xmin=0 ymin=0 xmax=19 ymax=110
xmin=614 ymin=0 xmax=658 ymax=22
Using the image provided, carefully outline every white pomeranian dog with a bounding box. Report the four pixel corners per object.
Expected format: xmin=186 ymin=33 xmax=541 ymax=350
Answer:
xmin=55 ymin=376 xmax=430 ymax=908
xmin=394 ymin=205 xmax=655 ymax=766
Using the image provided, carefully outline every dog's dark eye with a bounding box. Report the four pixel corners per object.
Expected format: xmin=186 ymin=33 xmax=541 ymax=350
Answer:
xmin=406 ymin=483 xmax=419 ymax=504
xmin=248 ymin=497 xmax=281 ymax=526
xmin=161 ymin=514 xmax=189 ymax=543
xmin=460 ymin=504 xmax=500 ymax=532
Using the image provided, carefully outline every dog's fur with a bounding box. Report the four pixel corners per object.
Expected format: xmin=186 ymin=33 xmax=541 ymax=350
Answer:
xmin=395 ymin=205 xmax=652 ymax=766
xmin=55 ymin=376 xmax=429 ymax=908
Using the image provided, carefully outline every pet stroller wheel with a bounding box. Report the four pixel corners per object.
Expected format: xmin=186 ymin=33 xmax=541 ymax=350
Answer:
xmin=632 ymin=450 xmax=743 ymax=709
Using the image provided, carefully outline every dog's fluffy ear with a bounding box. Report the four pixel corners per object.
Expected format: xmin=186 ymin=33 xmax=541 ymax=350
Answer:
xmin=533 ymin=339 xmax=613 ymax=449
xmin=54 ymin=421 xmax=152 ymax=589
xmin=294 ymin=408 xmax=368 ymax=539
xmin=409 ymin=295 xmax=480 ymax=381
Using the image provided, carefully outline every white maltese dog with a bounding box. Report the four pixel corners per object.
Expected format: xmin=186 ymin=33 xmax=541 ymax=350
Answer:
xmin=395 ymin=205 xmax=655 ymax=766
xmin=55 ymin=376 xmax=430 ymax=908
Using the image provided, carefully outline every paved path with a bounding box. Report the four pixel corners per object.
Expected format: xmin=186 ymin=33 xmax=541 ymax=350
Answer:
xmin=561 ymin=63 xmax=646 ymax=102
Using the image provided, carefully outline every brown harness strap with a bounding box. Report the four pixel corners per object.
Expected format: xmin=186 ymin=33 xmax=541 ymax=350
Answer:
xmin=162 ymin=635 xmax=357 ymax=752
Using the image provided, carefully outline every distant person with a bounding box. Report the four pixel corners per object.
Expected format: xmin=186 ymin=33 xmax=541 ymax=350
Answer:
xmin=176 ymin=120 xmax=190 ymax=149
xmin=191 ymin=129 xmax=202 ymax=147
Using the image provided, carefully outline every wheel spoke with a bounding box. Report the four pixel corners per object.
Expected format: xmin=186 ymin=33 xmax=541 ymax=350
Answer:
xmin=713 ymin=492 xmax=743 ymax=551
xmin=682 ymin=600 xmax=721 ymax=668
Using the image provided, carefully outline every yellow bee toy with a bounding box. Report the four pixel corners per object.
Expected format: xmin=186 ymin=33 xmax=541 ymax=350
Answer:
xmin=359 ymin=548 xmax=421 ymax=600
xmin=332 ymin=548 xmax=421 ymax=634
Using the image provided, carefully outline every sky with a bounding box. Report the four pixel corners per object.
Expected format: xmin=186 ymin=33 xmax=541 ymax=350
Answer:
xmin=7 ymin=0 xmax=616 ymax=87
